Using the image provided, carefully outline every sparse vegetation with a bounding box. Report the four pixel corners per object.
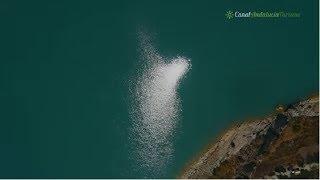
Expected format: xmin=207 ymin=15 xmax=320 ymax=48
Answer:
xmin=290 ymin=168 xmax=319 ymax=179
xmin=180 ymin=96 xmax=319 ymax=179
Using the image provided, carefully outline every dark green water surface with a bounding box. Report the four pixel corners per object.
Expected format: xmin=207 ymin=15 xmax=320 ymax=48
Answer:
xmin=0 ymin=0 xmax=318 ymax=178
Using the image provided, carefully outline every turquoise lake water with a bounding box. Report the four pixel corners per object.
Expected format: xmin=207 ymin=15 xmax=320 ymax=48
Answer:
xmin=0 ymin=0 xmax=318 ymax=178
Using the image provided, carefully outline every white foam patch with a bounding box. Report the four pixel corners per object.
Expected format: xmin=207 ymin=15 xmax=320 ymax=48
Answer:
xmin=129 ymin=32 xmax=191 ymax=177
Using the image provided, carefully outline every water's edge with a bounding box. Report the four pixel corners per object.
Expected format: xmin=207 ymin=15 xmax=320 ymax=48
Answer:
xmin=179 ymin=93 xmax=319 ymax=178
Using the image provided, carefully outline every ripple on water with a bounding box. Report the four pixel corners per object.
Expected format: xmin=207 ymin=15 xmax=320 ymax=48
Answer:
xmin=129 ymin=31 xmax=191 ymax=177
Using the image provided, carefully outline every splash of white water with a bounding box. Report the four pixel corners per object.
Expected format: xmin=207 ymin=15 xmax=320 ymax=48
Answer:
xmin=129 ymin=32 xmax=191 ymax=177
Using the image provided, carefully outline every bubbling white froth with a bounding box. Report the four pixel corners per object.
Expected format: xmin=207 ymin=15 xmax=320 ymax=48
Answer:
xmin=129 ymin=33 xmax=191 ymax=177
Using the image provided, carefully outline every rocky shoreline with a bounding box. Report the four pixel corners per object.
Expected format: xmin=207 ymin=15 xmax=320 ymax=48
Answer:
xmin=180 ymin=95 xmax=319 ymax=179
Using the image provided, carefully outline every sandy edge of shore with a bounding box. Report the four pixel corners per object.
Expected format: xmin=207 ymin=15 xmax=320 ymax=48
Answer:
xmin=178 ymin=93 xmax=319 ymax=178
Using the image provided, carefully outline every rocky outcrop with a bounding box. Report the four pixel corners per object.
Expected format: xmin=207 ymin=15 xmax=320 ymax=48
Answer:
xmin=180 ymin=95 xmax=319 ymax=179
